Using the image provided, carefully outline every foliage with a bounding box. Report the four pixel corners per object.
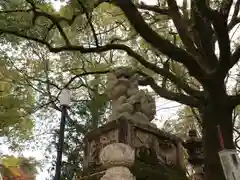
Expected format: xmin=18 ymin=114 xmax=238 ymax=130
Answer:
xmin=44 ymin=78 xmax=109 ymax=179
xmin=1 ymin=0 xmax=240 ymax=180
xmin=163 ymin=106 xmax=202 ymax=140
xmin=0 ymin=56 xmax=35 ymax=149
xmin=0 ymin=155 xmax=41 ymax=179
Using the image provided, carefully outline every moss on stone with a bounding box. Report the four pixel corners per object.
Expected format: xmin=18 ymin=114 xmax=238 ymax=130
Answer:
xmin=131 ymin=160 xmax=188 ymax=180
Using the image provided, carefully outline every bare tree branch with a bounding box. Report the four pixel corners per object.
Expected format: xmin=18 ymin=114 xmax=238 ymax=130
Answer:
xmin=138 ymin=73 xmax=201 ymax=107
xmin=217 ymin=0 xmax=240 ymax=77
xmin=136 ymin=2 xmax=169 ymax=15
xmin=166 ymin=0 xmax=198 ymax=56
xmin=77 ymin=0 xmax=99 ymax=47
xmin=0 ymin=25 xmax=204 ymax=100
xmin=113 ymin=0 xmax=206 ymax=83
xmin=195 ymin=0 xmax=231 ymax=79
xmin=220 ymin=0 xmax=233 ymax=19
xmin=65 ymin=68 xmax=202 ymax=107
xmin=228 ymin=17 xmax=240 ymax=31
xmin=232 ymin=45 xmax=240 ymax=63
xmin=24 ymin=0 xmax=80 ymax=26
xmin=64 ymin=70 xmax=110 ymax=88
xmin=217 ymin=44 xmax=240 ymax=81
xmin=228 ymin=0 xmax=240 ymax=30
xmin=2 ymin=0 xmax=206 ymax=83
xmin=191 ymin=2 xmax=218 ymax=70
xmin=66 ymin=57 xmax=203 ymax=100
xmin=233 ymin=127 xmax=240 ymax=150
xmin=0 ymin=9 xmax=32 ymax=13
xmin=33 ymin=11 xmax=71 ymax=45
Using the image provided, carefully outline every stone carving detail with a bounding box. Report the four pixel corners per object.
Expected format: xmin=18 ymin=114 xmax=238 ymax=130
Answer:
xmin=134 ymin=129 xmax=178 ymax=166
xmin=99 ymin=143 xmax=135 ymax=168
xmin=83 ymin=66 xmax=186 ymax=180
xmin=99 ymin=143 xmax=135 ymax=180
xmin=99 ymin=129 xmax=119 ymax=147
xmin=107 ymin=67 xmax=156 ymax=123
xmin=100 ymin=167 xmax=135 ymax=180
xmin=88 ymin=129 xmax=118 ymax=165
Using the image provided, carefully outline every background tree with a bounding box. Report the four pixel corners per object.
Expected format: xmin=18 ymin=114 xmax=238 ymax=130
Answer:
xmin=3 ymin=41 xmax=113 ymax=179
xmin=163 ymin=106 xmax=202 ymax=139
xmin=0 ymin=56 xmax=35 ymax=150
xmin=46 ymin=72 xmax=109 ymax=180
xmin=1 ymin=0 xmax=240 ymax=180
xmin=57 ymin=85 xmax=108 ymax=180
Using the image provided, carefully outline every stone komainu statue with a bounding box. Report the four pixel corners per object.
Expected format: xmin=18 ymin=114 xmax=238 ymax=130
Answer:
xmin=107 ymin=67 xmax=156 ymax=123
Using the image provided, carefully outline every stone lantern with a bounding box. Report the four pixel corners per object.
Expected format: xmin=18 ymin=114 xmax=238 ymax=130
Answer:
xmin=184 ymin=129 xmax=204 ymax=180
xmin=81 ymin=67 xmax=189 ymax=180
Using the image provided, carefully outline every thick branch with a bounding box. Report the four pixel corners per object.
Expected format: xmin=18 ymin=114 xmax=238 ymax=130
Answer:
xmin=64 ymin=44 xmax=202 ymax=99
xmin=25 ymin=0 xmax=79 ymax=26
xmin=229 ymin=45 xmax=240 ymax=68
xmin=0 ymin=27 xmax=204 ymax=101
xmin=65 ymin=70 xmax=110 ymax=88
xmin=136 ymin=2 xmax=169 ymax=15
xmin=3 ymin=0 xmax=205 ymax=82
xmin=131 ymin=60 xmax=203 ymax=99
xmin=228 ymin=94 xmax=240 ymax=108
xmin=196 ymin=0 xmax=231 ymax=79
xmin=139 ymin=75 xmax=201 ymax=107
xmin=77 ymin=0 xmax=99 ymax=47
xmin=212 ymin=22 xmax=230 ymax=72
xmin=191 ymin=2 xmax=218 ymax=69
xmin=7 ymin=1 xmax=73 ymax=45
xmin=228 ymin=0 xmax=240 ymax=29
xmin=220 ymin=0 xmax=233 ymax=18
xmin=0 ymin=8 xmax=77 ymax=25
xmin=0 ymin=9 xmax=32 ymax=13
xmin=31 ymin=10 xmax=70 ymax=45
xmin=167 ymin=0 xmax=198 ymax=56
xmin=228 ymin=17 xmax=240 ymax=31
xmin=113 ymin=0 xmax=205 ymax=82
xmin=214 ymin=44 xmax=240 ymax=79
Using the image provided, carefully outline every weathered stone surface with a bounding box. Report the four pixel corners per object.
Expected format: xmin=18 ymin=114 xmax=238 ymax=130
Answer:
xmin=83 ymin=118 xmax=185 ymax=173
xmin=82 ymin=67 xmax=187 ymax=180
xmin=100 ymin=167 xmax=135 ymax=180
xmin=131 ymin=160 xmax=188 ymax=180
xmin=134 ymin=129 xmax=178 ymax=166
xmin=107 ymin=67 xmax=156 ymax=123
xmin=85 ymin=129 xmax=119 ymax=168
xmin=99 ymin=143 xmax=135 ymax=168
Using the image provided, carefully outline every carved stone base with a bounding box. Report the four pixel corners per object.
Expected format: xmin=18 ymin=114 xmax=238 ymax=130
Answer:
xmin=99 ymin=143 xmax=135 ymax=168
xmin=83 ymin=118 xmax=187 ymax=180
xmin=100 ymin=167 xmax=135 ymax=180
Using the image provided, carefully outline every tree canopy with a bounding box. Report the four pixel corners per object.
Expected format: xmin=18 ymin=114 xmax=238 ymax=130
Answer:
xmin=0 ymin=56 xmax=35 ymax=149
xmin=1 ymin=0 xmax=240 ymax=180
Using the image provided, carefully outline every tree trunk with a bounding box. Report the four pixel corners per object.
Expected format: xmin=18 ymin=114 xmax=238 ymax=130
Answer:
xmin=200 ymin=90 xmax=235 ymax=180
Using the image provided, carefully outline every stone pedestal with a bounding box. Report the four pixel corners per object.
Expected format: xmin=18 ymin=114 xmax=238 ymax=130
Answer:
xmin=99 ymin=143 xmax=135 ymax=180
xmin=83 ymin=118 xmax=188 ymax=180
xmin=101 ymin=167 xmax=135 ymax=180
